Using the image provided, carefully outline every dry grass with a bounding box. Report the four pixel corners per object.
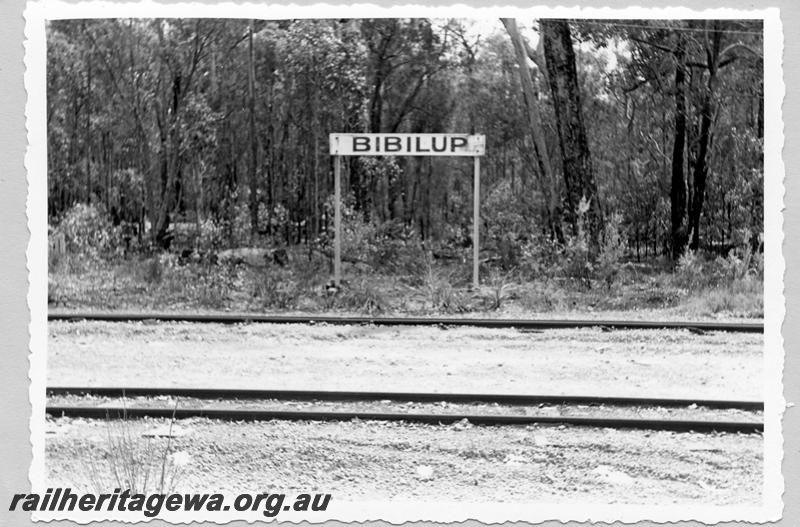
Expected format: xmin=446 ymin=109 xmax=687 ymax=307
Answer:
xmin=48 ymin=251 xmax=763 ymax=319
xmin=682 ymin=278 xmax=764 ymax=318
xmin=82 ymin=400 xmax=185 ymax=494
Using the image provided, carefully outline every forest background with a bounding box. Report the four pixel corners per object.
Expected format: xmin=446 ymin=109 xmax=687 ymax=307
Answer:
xmin=45 ymin=18 xmax=765 ymax=319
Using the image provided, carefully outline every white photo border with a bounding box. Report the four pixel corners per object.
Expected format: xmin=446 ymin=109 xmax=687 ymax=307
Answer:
xmin=25 ymin=2 xmax=785 ymax=523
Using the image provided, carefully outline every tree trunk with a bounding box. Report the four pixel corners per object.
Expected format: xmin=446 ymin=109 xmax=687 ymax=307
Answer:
xmin=670 ymin=35 xmax=689 ymax=258
xmin=247 ymin=20 xmax=258 ymax=240
xmin=501 ymin=18 xmax=563 ymax=243
xmin=153 ymin=70 xmax=184 ymax=249
xmin=84 ymin=45 xmax=92 ymax=204
xmin=540 ymin=19 xmax=602 ymax=247
xmin=367 ymin=29 xmax=393 ymax=134
xmin=689 ymin=22 xmax=722 ymax=251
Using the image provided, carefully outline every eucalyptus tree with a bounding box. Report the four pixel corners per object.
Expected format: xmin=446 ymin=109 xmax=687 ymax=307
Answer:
xmin=540 ymin=19 xmax=603 ymax=245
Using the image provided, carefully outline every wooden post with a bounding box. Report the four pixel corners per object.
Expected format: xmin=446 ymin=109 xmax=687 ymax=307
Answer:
xmin=473 ymin=155 xmax=480 ymax=289
xmin=334 ymin=155 xmax=342 ymax=287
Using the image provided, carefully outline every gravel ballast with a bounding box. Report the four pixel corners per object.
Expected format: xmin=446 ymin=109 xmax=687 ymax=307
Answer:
xmin=44 ymin=320 xmax=765 ymax=506
xmin=47 ymin=321 xmax=763 ymax=400
xmin=45 ymin=416 xmax=763 ymax=505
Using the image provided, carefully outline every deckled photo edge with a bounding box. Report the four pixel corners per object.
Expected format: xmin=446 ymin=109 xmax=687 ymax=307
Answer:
xmin=24 ymin=1 xmax=784 ymax=523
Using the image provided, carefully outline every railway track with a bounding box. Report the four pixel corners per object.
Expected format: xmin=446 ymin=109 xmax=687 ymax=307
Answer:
xmin=48 ymin=311 xmax=764 ymax=333
xmin=47 ymin=386 xmax=764 ymax=411
xmin=46 ymin=387 xmax=764 ymax=434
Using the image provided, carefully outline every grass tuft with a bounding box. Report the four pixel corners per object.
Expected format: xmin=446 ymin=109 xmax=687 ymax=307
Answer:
xmin=83 ymin=399 xmax=185 ymax=494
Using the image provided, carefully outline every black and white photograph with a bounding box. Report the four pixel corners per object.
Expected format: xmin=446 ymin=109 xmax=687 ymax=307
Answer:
xmin=23 ymin=2 xmax=783 ymax=522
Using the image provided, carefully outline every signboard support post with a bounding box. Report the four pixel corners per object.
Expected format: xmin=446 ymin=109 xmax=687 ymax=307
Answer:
xmin=334 ymin=155 xmax=342 ymax=287
xmin=329 ymin=133 xmax=485 ymax=290
xmin=473 ymin=156 xmax=480 ymax=290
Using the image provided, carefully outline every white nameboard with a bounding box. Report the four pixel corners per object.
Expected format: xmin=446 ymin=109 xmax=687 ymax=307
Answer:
xmin=330 ymin=133 xmax=485 ymax=156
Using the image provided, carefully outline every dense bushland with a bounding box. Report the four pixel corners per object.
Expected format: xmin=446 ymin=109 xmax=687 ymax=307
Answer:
xmin=46 ymin=18 xmax=764 ymax=317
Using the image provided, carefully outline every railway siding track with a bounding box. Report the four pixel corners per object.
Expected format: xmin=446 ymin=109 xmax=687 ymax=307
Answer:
xmin=47 ymin=386 xmax=764 ymax=411
xmin=45 ymin=405 xmax=763 ymax=434
xmin=46 ymin=388 xmax=764 ymax=434
xmin=48 ymin=311 xmax=764 ymax=333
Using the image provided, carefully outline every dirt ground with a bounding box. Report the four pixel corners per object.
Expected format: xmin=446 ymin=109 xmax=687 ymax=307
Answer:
xmin=47 ymin=321 xmax=763 ymax=400
xmin=44 ymin=321 xmax=764 ymax=506
xmin=45 ymin=416 xmax=763 ymax=505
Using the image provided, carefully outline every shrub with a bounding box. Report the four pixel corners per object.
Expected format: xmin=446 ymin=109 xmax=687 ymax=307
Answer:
xmin=561 ymin=230 xmax=592 ymax=284
xmin=253 ymin=268 xmax=298 ymax=310
xmin=232 ymin=198 xmax=253 ymax=246
xmin=677 ymin=247 xmax=762 ymax=290
xmin=267 ymin=203 xmax=290 ymax=238
xmin=136 ymin=252 xmax=183 ymax=285
xmin=196 ymin=219 xmax=227 ymax=252
xmin=559 ymin=198 xmax=595 ymax=284
xmin=319 ymin=197 xmax=427 ymax=278
xmin=421 ymin=262 xmax=471 ymax=313
xmin=48 ymin=225 xmax=67 ymax=272
xmin=369 ymin=220 xmax=428 ymax=277
xmin=52 ymin=203 xmax=121 ymax=259
xmin=519 ymin=236 xmax=563 ymax=280
xmin=48 ymin=277 xmax=64 ymax=306
xmin=483 ymin=178 xmax=531 ymax=269
xmin=482 ymin=269 xmax=515 ymax=310
xmin=191 ymin=264 xmax=239 ymax=308
xmin=718 ymin=229 xmax=761 ymax=281
xmin=675 ymin=250 xmax=706 ymax=289
xmin=143 ymin=257 xmax=164 ymax=285
xmin=292 ymin=251 xmax=329 ymax=288
xmin=596 ymin=213 xmax=626 ymax=288
xmin=332 ymin=278 xmax=388 ymax=314
xmin=517 ymin=281 xmax=568 ymax=312
xmin=319 ymin=197 xmax=365 ymax=256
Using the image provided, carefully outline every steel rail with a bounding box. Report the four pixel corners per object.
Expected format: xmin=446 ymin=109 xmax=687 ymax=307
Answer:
xmin=45 ymin=405 xmax=763 ymax=434
xmin=47 ymin=311 xmax=764 ymax=333
xmin=46 ymin=386 xmax=765 ymax=411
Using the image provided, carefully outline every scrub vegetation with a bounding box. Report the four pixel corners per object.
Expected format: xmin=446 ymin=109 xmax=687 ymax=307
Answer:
xmin=46 ymin=19 xmax=764 ymax=318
